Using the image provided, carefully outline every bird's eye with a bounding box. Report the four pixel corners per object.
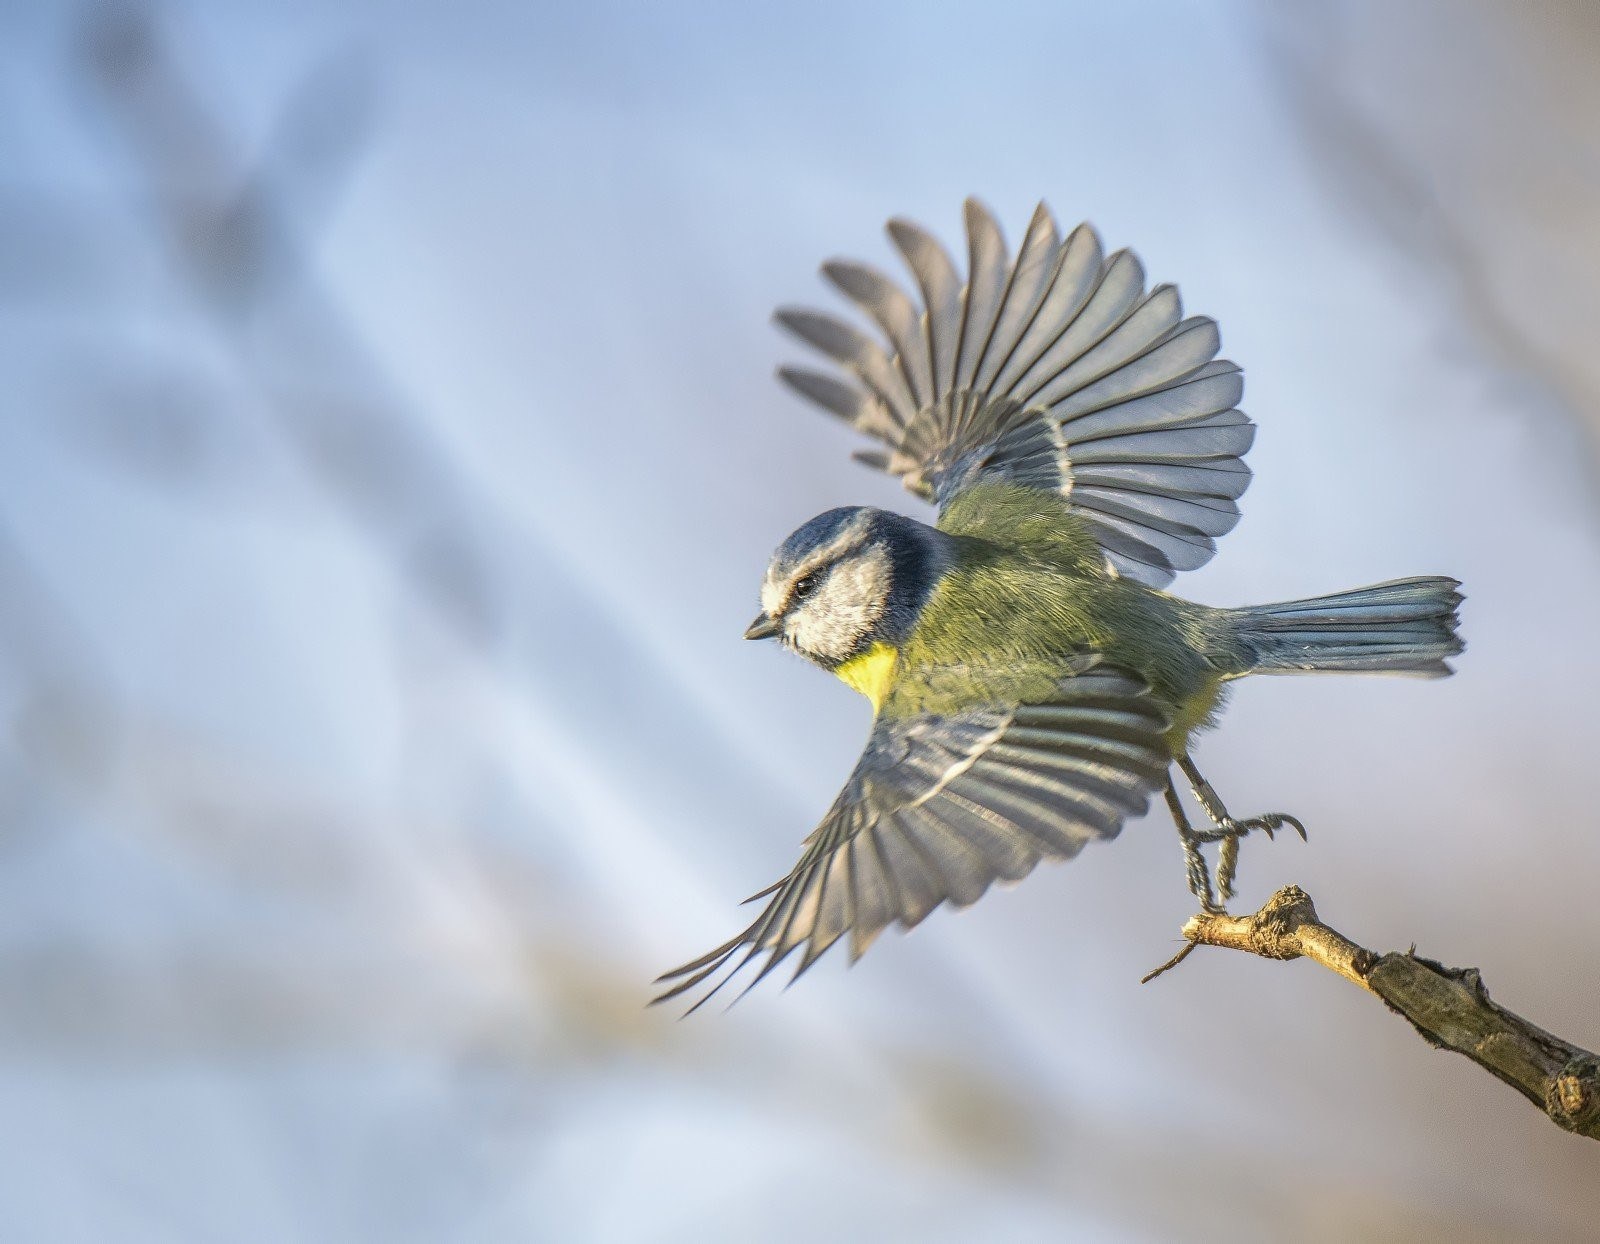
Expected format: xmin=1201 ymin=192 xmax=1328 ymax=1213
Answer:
xmin=792 ymin=574 xmax=819 ymax=601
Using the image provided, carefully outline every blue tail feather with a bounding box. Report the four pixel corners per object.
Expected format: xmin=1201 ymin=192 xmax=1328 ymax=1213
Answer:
xmin=1231 ymin=577 xmax=1464 ymax=677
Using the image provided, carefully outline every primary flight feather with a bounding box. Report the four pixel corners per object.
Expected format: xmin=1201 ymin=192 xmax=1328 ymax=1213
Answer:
xmin=656 ymin=199 xmax=1461 ymax=1012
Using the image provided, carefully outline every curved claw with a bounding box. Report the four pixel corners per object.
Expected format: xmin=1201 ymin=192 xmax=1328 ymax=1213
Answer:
xmin=1228 ymin=811 xmax=1308 ymax=843
xmin=1259 ymin=812 xmax=1307 ymax=842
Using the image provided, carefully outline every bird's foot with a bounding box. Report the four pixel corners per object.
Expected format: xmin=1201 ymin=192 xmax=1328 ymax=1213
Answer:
xmin=1212 ymin=812 xmax=1305 ymax=902
xmin=1192 ymin=811 xmax=1307 ymax=845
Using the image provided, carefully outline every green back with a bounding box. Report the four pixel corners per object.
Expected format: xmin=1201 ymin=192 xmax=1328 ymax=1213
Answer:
xmin=884 ymin=483 xmax=1232 ymax=725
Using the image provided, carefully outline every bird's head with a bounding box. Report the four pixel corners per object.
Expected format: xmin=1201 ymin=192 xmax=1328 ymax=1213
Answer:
xmin=745 ymin=506 xmax=950 ymax=669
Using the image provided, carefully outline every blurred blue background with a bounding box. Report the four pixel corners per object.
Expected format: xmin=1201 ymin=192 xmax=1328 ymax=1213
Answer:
xmin=3 ymin=0 xmax=1599 ymax=1238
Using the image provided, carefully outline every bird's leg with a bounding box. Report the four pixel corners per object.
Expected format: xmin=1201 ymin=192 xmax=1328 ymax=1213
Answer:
xmin=1164 ymin=775 xmax=1223 ymax=914
xmin=1175 ymin=755 xmax=1306 ymax=902
xmin=1216 ymin=832 xmax=1242 ymax=909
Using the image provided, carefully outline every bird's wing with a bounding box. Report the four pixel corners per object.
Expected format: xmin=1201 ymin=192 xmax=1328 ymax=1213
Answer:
xmin=776 ymin=199 xmax=1253 ymax=586
xmin=654 ymin=665 xmax=1170 ymax=1011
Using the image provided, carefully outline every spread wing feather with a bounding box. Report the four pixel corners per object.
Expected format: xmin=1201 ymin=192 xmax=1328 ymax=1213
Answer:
xmin=653 ymin=668 xmax=1170 ymax=1011
xmin=887 ymin=218 xmax=964 ymax=396
xmin=775 ymin=198 xmax=1253 ymax=586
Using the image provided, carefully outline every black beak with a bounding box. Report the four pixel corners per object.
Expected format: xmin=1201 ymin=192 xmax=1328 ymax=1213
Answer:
xmin=744 ymin=612 xmax=781 ymax=641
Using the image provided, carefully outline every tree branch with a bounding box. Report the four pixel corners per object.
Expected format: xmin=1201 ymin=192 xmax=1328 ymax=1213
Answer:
xmin=1158 ymin=885 xmax=1600 ymax=1142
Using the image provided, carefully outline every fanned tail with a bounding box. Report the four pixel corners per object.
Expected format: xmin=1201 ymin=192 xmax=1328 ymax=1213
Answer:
xmin=1231 ymin=577 xmax=1464 ymax=677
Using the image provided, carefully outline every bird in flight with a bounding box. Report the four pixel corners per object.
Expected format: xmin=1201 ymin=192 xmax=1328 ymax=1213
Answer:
xmin=656 ymin=199 xmax=1461 ymax=1012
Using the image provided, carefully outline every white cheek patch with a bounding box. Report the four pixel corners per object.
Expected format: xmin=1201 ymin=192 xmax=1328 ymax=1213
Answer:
xmin=784 ymin=544 xmax=891 ymax=663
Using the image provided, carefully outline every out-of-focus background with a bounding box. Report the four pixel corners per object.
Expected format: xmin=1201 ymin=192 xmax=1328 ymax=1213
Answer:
xmin=3 ymin=0 xmax=1599 ymax=1239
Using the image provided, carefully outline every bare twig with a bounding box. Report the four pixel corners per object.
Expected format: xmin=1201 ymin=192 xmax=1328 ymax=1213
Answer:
xmin=1153 ymin=885 xmax=1600 ymax=1142
xmin=1138 ymin=940 xmax=1199 ymax=985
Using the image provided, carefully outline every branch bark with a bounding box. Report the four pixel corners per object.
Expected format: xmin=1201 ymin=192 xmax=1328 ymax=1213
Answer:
xmin=1160 ymin=885 xmax=1600 ymax=1142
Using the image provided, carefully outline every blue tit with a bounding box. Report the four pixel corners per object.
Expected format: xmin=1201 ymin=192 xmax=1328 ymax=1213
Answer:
xmin=657 ymin=199 xmax=1462 ymax=1011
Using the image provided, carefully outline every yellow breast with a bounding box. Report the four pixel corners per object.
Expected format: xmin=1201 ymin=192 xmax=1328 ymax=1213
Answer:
xmin=833 ymin=643 xmax=899 ymax=712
